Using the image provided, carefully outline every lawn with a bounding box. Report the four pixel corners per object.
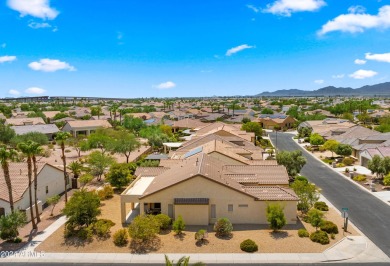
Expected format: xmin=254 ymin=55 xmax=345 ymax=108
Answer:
xmin=36 ymin=193 xmax=358 ymax=254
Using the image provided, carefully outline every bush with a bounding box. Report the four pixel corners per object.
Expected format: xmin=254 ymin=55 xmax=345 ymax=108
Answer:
xmin=96 ymin=184 xmax=114 ymax=200
xmin=213 ymin=218 xmax=233 ymax=237
xmin=353 ymin=175 xmax=367 ymax=182
xmin=314 ymin=201 xmax=329 ymax=211
xmin=344 ymin=167 xmax=349 ymax=173
xmin=64 ymin=222 xmax=76 ymax=238
xmin=128 ymin=215 xmax=160 ymax=241
xmin=172 ymin=215 xmax=185 ymax=235
xmin=13 ymin=237 xmax=22 ymax=243
xmin=320 ymin=221 xmax=339 ymax=234
xmin=154 ymin=214 xmax=171 ymax=230
xmin=310 ymin=230 xmax=329 ymax=245
xmin=266 ymin=203 xmax=286 ymax=232
xmin=195 ymin=229 xmax=207 ymax=242
xmin=113 ymin=228 xmax=129 ymax=246
xmin=298 ymin=228 xmax=309 ymax=238
xmin=384 ymin=174 xmax=390 ymax=186
xmin=330 ymin=233 xmax=335 ymax=239
xmin=240 ymin=239 xmax=258 ymax=252
xmin=336 ymin=163 xmax=345 ymax=168
xmin=342 ymin=157 xmax=354 ymax=166
xmin=77 ymin=227 xmax=93 ymax=241
xmin=93 ymin=219 xmax=115 ymax=237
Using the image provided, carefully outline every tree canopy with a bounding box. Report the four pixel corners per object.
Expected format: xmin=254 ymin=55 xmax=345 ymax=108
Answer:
xmin=276 ymin=150 xmax=306 ymax=177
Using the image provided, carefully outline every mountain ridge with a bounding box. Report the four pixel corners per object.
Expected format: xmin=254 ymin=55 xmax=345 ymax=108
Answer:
xmin=256 ymin=82 xmax=390 ymax=96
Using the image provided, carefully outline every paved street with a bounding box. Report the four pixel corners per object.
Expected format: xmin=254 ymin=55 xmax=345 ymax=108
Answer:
xmin=269 ymin=132 xmax=390 ymax=257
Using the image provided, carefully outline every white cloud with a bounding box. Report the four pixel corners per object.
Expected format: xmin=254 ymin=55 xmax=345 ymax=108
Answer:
xmin=247 ymin=4 xmax=259 ymax=13
xmin=318 ymin=5 xmax=390 ymax=35
xmin=28 ymin=21 xmax=51 ymax=29
xmin=25 ymin=87 xmax=46 ymax=94
xmin=1 ymin=43 xmax=6 ymax=48
xmin=8 ymin=89 xmax=20 ymax=95
xmin=155 ymin=81 xmax=176 ymax=90
xmin=332 ymin=74 xmax=345 ymax=79
xmin=349 ymin=69 xmax=378 ymax=79
xmin=226 ymin=44 xmax=255 ymax=56
xmin=28 ymin=58 xmax=76 ymax=72
xmin=348 ymin=5 xmax=366 ymax=14
xmin=0 ymin=55 xmax=16 ymax=63
xmin=314 ymin=79 xmax=324 ymax=84
xmin=365 ymin=52 xmax=390 ymax=63
xmin=354 ymin=59 xmax=366 ymax=65
xmin=7 ymin=0 xmax=59 ymax=20
xmin=263 ymin=0 xmax=326 ymax=17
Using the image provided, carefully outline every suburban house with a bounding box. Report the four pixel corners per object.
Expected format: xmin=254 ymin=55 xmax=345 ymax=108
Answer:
xmin=0 ymin=162 xmax=69 ymax=220
xmin=171 ymin=118 xmax=207 ymax=132
xmin=11 ymin=124 xmax=60 ymax=140
xmin=62 ymin=120 xmax=112 ymax=137
xmin=120 ymin=154 xmax=298 ymax=225
xmin=256 ymin=114 xmax=296 ymax=130
xmin=298 ymin=118 xmax=355 ymax=137
xmin=360 ymin=146 xmax=390 ymax=167
xmin=192 ymin=122 xmax=255 ymax=143
xmin=5 ymin=117 xmax=46 ymax=126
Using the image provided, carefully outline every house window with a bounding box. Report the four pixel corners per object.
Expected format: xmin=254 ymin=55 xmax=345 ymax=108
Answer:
xmin=211 ymin=204 xmax=216 ymax=218
xmin=46 ymin=186 xmax=49 ymax=194
xmin=238 ymin=204 xmax=248 ymax=208
xmin=228 ymin=204 xmax=233 ymax=212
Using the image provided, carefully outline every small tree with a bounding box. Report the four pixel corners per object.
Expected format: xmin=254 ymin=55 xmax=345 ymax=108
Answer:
xmin=105 ymin=163 xmax=133 ymax=189
xmin=62 ymin=189 xmax=101 ymax=228
xmin=47 ymin=195 xmax=61 ymax=216
xmin=128 ymin=215 xmax=159 ymax=242
xmin=298 ymin=126 xmax=312 ymax=138
xmin=276 ymin=150 xmax=307 ymax=177
xmin=307 ymin=208 xmax=324 ymax=231
xmin=86 ymin=151 xmax=115 ymax=181
xmin=213 ymin=217 xmax=233 ymax=237
xmin=0 ymin=211 xmax=26 ymax=242
xmin=381 ymin=157 xmax=390 ymax=176
xmin=309 ymin=133 xmax=325 ymax=146
xmin=335 ymin=144 xmax=352 ymax=158
xmin=291 ymin=180 xmax=320 ymax=213
xmin=266 ymin=203 xmax=286 ymax=232
xmin=173 ymin=215 xmax=185 ymax=235
xmin=322 ymin=140 xmax=339 ymax=158
xmin=195 ymin=229 xmax=207 ymax=244
xmin=241 ymin=122 xmax=262 ymax=138
xmin=368 ymin=155 xmax=385 ymax=179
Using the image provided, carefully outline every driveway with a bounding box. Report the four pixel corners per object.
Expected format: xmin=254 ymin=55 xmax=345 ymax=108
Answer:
xmin=269 ymin=132 xmax=390 ymax=257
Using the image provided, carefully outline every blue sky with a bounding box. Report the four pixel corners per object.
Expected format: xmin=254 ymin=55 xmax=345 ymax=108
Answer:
xmin=1 ymin=0 xmax=390 ymax=98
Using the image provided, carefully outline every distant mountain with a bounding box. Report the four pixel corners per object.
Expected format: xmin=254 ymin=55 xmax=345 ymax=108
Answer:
xmin=256 ymin=82 xmax=390 ymax=96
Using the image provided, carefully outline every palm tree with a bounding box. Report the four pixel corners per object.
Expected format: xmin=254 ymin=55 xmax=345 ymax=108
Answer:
xmin=17 ymin=141 xmax=37 ymax=230
xmin=68 ymin=161 xmax=83 ymax=179
xmin=31 ymin=142 xmax=43 ymax=223
xmin=55 ymin=132 xmax=71 ymax=203
xmin=0 ymin=146 xmax=18 ymax=212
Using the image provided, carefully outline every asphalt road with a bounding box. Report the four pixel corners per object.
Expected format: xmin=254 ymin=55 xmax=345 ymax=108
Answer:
xmin=269 ymin=132 xmax=390 ymax=257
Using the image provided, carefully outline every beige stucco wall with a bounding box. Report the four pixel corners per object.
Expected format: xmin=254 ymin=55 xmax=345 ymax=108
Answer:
xmin=140 ymin=175 xmax=297 ymax=225
xmin=175 ymin=205 xmax=209 ymax=225
xmin=0 ymin=165 xmax=69 ymax=216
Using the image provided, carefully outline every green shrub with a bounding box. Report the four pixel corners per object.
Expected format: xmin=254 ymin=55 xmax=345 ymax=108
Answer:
xmin=320 ymin=221 xmax=339 ymax=234
xmin=314 ymin=201 xmax=329 ymax=211
xmin=342 ymin=157 xmax=354 ymax=166
xmin=330 ymin=233 xmax=335 ymax=239
xmin=172 ymin=215 xmax=185 ymax=235
xmin=336 ymin=163 xmax=345 ymax=168
xmin=128 ymin=215 xmax=160 ymax=241
xmin=298 ymin=228 xmax=309 ymax=238
xmin=195 ymin=229 xmax=207 ymax=242
xmin=77 ymin=227 xmax=93 ymax=240
xmin=353 ymin=175 xmax=367 ymax=182
xmin=64 ymin=222 xmax=76 ymax=238
xmin=154 ymin=214 xmax=171 ymax=230
xmin=103 ymin=184 xmax=114 ymax=198
xmin=113 ymin=228 xmax=129 ymax=246
xmin=384 ymin=174 xmax=390 ymax=186
xmin=213 ymin=217 xmax=233 ymax=237
xmin=93 ymin=219 xmax=115 ymax=237
xmin=310 ymin=230 xmax=329 ymax=245
xmin=240 ymin=239 xmax=258 ymax=252
xmin=13 ymin=237 xmax=22 ymax=243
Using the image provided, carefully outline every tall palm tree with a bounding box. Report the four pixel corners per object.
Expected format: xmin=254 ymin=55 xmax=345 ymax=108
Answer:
xmin=0 ymin=146 xmax=18 ymax=212
xmin=17 ymin=141 xmax=37 ymax=230
xmin=55 ymin=132 xmax=71 ymax=203
xmin=31 ymin=142 xmax=43 ymax=224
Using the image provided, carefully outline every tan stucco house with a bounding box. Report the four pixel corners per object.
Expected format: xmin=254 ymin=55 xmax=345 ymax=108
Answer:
xmin=62 ymin=119 xmax=112 ymax=137
xmin=121 ymin=154 xmax=298 ymax=225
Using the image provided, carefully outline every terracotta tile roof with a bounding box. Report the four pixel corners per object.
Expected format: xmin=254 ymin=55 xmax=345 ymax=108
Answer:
xmin=222 ymin=165 xmax=289 ymax=185
xmin=11 ymin=124 xmax=59 ymax=135
xmin=5 ymin=117 xmax=46 ymax=126
xmin=134 ymin=167 xmax=170 ymax=177
xmin=172 ymin=118 xmax=207 ymax=129
xmin=0 ymin=162 xmax=46 ymax=203
xmin=65 ymin=119 xmax=112 ymax=129
xmin=244 ymin=186 xmax=298 ymax=201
